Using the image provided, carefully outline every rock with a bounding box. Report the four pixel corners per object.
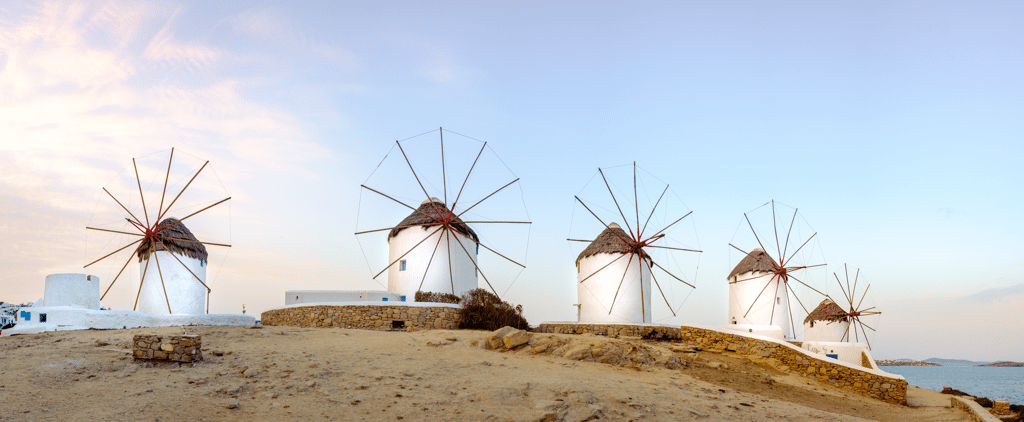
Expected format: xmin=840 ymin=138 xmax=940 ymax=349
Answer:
xmin=242 ymin=368 xmax=256 ymax=378
xmin=502 ymin=329 xmax=531 ymax=349
xmin=160 ymin=343 xmax=175 ymax=352
xmin=227 ymin=399 xmax=239 ymax=409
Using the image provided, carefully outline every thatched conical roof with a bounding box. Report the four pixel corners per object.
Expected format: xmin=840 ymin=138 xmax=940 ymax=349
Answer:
xmin=803 ymin=298 xmax=848 ymax=324
xmin=389 ymin=198 xmax=478 ymax=243
xmin=137 ymin=218 xmax=208 ymax=263
xmin=576 ymin=223 xmax=649 ymax=266
xmin=727 ymin=248 xmax=777 ymax=280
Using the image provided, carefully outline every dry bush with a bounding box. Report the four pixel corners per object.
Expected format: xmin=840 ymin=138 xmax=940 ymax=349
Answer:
xmin=975 ymin=397 xmax=993 ymax=408
xmin=457 ymin=288 xmax=529 ymax=331
xmin=415 ymin=291 xmax=461 ymax=304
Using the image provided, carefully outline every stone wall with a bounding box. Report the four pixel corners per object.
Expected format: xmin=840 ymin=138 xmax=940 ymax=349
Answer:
xmin=536 ymin=323 xmax=680 ymax=340
xmin=133 ymin=334 xmax=202 ymax=363
xmin=260 ymin=305 xmax=459 ymax=331
xmin=678 ymin=325 xmax=907 ymax=405
xmin=950 ymin=396 xmax=1003 ymax=422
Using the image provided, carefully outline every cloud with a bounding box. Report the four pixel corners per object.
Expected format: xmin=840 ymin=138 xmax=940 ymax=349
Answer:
xmin=959 ymin=283 xmax=1024 ymax=304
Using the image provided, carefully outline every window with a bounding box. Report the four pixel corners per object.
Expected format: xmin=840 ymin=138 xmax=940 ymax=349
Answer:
xmin=776 ymin=297 xmax=781 ymax=304
xmin=391 ymin=320 xmax=405 ymax=329
xmin=400 ymin=260 xmax=407 ymax=271
xmin=39 ymin=313 xmax=47 ymax=323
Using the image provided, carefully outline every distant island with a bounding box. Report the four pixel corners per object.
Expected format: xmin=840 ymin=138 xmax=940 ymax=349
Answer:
xmin=876 ymin=359 xmax=941 ymax=367
xmin=976 ymin=361 xmax=1024 ymax=367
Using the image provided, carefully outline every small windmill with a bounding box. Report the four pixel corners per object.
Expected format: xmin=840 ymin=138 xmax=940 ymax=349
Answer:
xmin=727 ymin=200 xmax=828 ymax=339
xmin=569 ymin=163 xmax=701 ymax=323
xmin=832 ymin=264 xmax=881 ymax=349
xmin=355 ymin=128 xmax=531 ymax=300
xmin=84 ymin=148 xmax=231 ymax=314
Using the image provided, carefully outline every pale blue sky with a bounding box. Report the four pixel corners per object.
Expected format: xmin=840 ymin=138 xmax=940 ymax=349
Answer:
xmin=1 ymin=1 xmax=1021 ymax=361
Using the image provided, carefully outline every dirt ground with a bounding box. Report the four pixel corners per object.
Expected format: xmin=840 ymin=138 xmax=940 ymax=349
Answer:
xmin=0 ymin=326 xmax=972 ymax=421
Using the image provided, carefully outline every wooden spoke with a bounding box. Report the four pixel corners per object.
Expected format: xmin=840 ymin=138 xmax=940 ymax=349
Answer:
xmin=730 ymin=273 xmax=767 ymax=284
xmin=641 ymin=211 xmax=692 ymax=244
xmin=440 ymin=128 xmax=448 ymax=207
xmin=649 ymin=270 xmax=676 ymax=317
xmin=859 ymin=322 xmax=872 ymax=350
xmin=859 ymin=320 xmax=876 ymax=332
xmin=567 ymin=238 xmax=596 ymax=243
xmin=834 ymin=272 xmax=853 ymax=305
xmin=373 ymin=225 xmax=445 ymax=279
xmin=781 ymin=232 xmax=817 ymax=268
xmin=856 ymin=284 xmax=871 ymax=311
xmin=788 ymin=283 xmax=812 ymax=315
xmin=640 ymin=185 xmax=668 ymax=239
xmin=445 ymin=230 xmax=455 ymax=294
xmin=633 ymin=162 xmax=639 ymax=241
xmin=743 ymin=277 xmax=775 ymax=319
xmin=452 ymin=229 xmax=499 ymax=298
xmin=159 ymin=238 xmax=231 ymax=248
xmin=134 ymin=253 xmax=151 ymax=311
xmin=395 ymin=140 xmax=446 ymax=220
xmin=644 ymin=245 xmax=702 ymax=253
xmin=768 ymin=278 xmax=781 ymax=327
xmin=786 ymin=283 xmax=797 ymax=339
xmin=729 ymin=243 xmax=750 ymax=256
xmin=455 ymin=178 xmax=519 ymax=219
xmin=87 ymin=227 xmax=143 ymax=237
xmin=841 ymin=322 xmax=852 ymax=342
xmin=578 ymin=252 xmax=628 ymax=284
xmin=84 ymin=238 xmax=143 ymax=268
xmin=606 ymin=252 xmax=636 ymax=316
xmin=477 ymin=240 xmax=525 ymax=268
xmin=100 ymin=243 xmax=145 ymax=301
xmin=451 ymin=142 xmax=487 ymax=212
xmin=155 ymin=197 xmax=230 ymax=233
xmin=787 ymin=274 xmax=830 ymax=299
xmin=573 ymin=196 xmax=633 ymax=245
xmin=416 ymin=230 xmax=446 ymax=294
xmin=103 ymin=188 xmax=145 ymax=230
xmin=360 ymin=185 xmax=442 ymax=224
xmin=157 ymin=148 xmax=174 ymax=220
xmin=744 ymin=212 xmax=770 ymax=260
xmin=160 ymin=240 xmax=211 ymax=292
xmin=158 ymin=161 xmax=207 ymax=222
xmin=772 ymin=200 xmax=782 ymax=266
xmin=781 ymin=207 xmax=798 ymax=263
xmin=651 ymin=260 xmax=695 ymax=289
xmin=458 ymin=221 xmax=531 ymax=224
xmin=153 ymin=251 xmax=173 ymax=314
xmin=598 ymin=168 xmax=635 ymax=239
xmin=132 ymin=158 xmax=150 ymax=227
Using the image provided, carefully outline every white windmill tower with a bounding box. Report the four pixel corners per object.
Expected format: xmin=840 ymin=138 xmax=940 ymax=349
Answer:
xmin=136 ymin=217 xmax=208 ymax=315
xmin=569 ymin=163 xmax=701 ymax=324
xmin=355 ymin=128 xmax=531 ymax=302
xmin=802 ymin=298 xmax=849 ymax=342
xmin=726 ymin=200 xmax=828 ymax=341
xmin=386 ymin=197 xmax=480 ymax=299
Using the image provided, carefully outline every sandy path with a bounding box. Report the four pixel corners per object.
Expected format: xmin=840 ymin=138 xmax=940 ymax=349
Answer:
xmin=0 ymin=326 xmax=971 ymax=421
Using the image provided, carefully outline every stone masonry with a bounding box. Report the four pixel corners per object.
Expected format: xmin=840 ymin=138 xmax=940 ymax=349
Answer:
xmin=536 ymin=323 xmax=681 ymax=340
xmin=678 ymin=325 xmax=907 ymax=405
xmin=260 ymin=305 xmax=459 ymax=331
xmin=133 ymin=334 xmax=202 ymax=363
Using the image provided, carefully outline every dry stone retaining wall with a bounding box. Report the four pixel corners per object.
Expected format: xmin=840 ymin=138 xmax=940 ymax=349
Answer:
xmin=950 ymin=396 xmax=1003 ymax=422
xmin=679 ymin=325 xmax=908 ymax=405
xmin=261 ymin=305 xmax=459 ymax=331
xmin=536 ymin=323 xmax=681 ymax=340
xmin=133 ymin=334 xmax=202 ymax=363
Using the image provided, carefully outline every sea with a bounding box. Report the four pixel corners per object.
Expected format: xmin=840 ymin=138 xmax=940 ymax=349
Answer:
xmin=883 ymin=366 xmax=1024 ymax=404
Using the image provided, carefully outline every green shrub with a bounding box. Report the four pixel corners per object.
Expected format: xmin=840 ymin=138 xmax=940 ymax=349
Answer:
xmin=457 ymin=288 xmax=529 ymax=331
xmin=414 ymin=291 xmax=461 ymax=304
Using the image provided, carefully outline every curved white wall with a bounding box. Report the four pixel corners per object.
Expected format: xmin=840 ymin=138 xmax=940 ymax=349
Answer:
xmin=803 ymin=319 xmax=850 ymax=343
xmin=137 ymin=251 xmax=206 ymax=315
xmin=728 ymin=271 xmax=792 ymax=338
xmin=387 ymin=227 xmax=478 ymax=299
xmin=44 ymin=273 xmax=100 ymax=310
xmin=577 ymin=253 xmax=652 ymax=323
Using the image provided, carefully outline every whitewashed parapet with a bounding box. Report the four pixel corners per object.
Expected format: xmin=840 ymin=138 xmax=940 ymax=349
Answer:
xmin=950 ymin=396 xmax=1003 ymax=422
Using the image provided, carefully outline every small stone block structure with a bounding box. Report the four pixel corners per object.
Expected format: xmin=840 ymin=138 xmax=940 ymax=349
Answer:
xmin=678 ymin=325 xmax=907 ymax=405
xmin=536 ymin=323 xmax=681 ymax=340
xmin=992 ymin=399 xmax=1010 ymax=415
xmin=133 ymin=334 xmax=202 ymax=363
xmin=261 ymin=305 xmax=459 ymax=331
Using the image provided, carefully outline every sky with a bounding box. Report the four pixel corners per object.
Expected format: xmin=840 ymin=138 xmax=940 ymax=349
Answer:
xmin=1 ymin=1 xmax=1021 ymax=362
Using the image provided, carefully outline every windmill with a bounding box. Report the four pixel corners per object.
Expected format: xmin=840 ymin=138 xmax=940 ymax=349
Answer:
xmin=569 ymin=163 xmax=701 ymax=324
xmin=354 ymin=128 xmax=531 ymax=301
xmin=727 ymin=200 xmax=828 ymax=340
xmin=84 ymin=148 xmax=231 ymax=314
xmin=832 ymin=264 xmax=881 ymax=349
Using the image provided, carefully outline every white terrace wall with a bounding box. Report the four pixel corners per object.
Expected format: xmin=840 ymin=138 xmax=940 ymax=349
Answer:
xmin=679 ymin=324 xmax=907 ymax=405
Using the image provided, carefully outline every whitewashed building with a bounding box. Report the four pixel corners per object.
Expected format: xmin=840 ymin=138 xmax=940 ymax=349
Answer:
xmin=387 ymin=198 xmax=479 ymax=299
xmin=725 ymin=248 xmax=791 ymax=340
xmin=576 ymin=223 xmax=652 ymax=323
xmin=801 ymin=298 xmax=879 ymax=370
xmin=137 ymin=217 xmax=208 ymax=315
